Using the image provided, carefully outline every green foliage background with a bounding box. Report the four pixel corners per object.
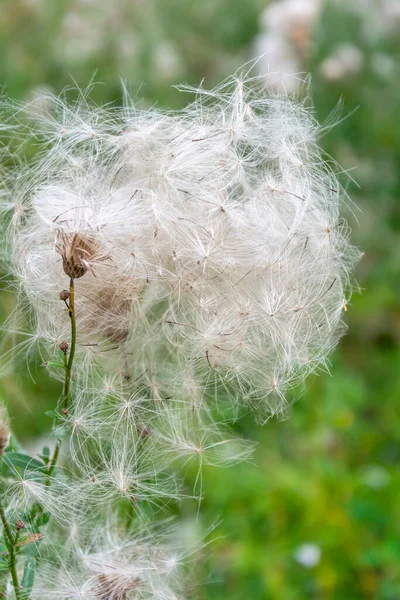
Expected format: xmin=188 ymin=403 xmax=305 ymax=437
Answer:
xmin=0 ymin=1 xmax=399 ymax=598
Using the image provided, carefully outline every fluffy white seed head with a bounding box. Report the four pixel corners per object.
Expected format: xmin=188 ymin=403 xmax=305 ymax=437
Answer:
xmin=4 ymin=73 xmax=360 ymax=420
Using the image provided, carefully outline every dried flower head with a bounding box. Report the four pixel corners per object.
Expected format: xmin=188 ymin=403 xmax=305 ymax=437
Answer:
xmin=55 ymin=231 xmax=110 ymax=279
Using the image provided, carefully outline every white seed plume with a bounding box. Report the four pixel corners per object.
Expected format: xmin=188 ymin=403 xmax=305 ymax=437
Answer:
xmin=1 ymin=469 xmax=75 ymax=524
xmin=5 ymin=73 xmax=360 ymax=420
xmin=31 ymin=521 xmax=191 ymax=600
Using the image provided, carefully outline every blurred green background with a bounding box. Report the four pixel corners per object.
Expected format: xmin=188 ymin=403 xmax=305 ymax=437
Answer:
xmin=1 ymin=0 xmax=400 ymax=598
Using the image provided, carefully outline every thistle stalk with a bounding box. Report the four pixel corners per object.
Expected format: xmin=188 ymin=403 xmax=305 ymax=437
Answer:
xmin=0 ymin=503 xmax=21 ymax=600
xmin=47 ymin=277 xmax=76 ymax=482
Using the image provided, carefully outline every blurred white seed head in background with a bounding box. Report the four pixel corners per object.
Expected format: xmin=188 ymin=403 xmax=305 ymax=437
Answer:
xmin=294 ymin=542 xmax=321 ymax=568
xmin=254 ymin=0 xmax=321 ymax=92
xmin=320 ymin=44 xmax=364 ymax=82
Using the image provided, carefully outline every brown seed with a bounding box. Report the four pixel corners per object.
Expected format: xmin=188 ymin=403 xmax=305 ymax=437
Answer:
xmin=15 ymin=520 xmax=25 ymax=531
xmin=59 ymin=341 xmax=69 ymax=354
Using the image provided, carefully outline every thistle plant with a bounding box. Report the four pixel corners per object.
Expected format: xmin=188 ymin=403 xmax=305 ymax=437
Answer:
xmin=0 ymin=72 xmax=360 ymax=598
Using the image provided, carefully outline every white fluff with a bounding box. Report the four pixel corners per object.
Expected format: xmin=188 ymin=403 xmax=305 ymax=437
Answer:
xmin=5 ymin=73 xmax=360 ymax=420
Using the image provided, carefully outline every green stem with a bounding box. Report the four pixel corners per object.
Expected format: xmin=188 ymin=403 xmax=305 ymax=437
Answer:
xmin=1 ymin=281 xmax=78 ymax=597
xmin=47 ymin=277 xmax=76 ymax=482
xmin=0 ymin=504 xmax=21 ymax=600
xmin=0 ymin=504 xmax=13 ymax=546
xmin=64 ymin=278 xmax=76 ymax=410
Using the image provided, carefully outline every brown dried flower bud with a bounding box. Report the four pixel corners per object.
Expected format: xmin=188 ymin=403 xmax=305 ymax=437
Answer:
xmin=59 ymin=341 xmax=69 ymax=354
xmin=55 ymin=232 xmax=109 ymax=279
xmin=59 ymin=289 xmax=70 ymax=301
xmin=15 ymin=520 xmax=25 ymax=531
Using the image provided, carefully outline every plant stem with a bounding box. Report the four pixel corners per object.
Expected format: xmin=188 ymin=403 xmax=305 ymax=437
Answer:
xmin=0 ymin=504 xmax=13 ymax=546
xmin=64 ymin=278 xmax=76 ymax=410
xmin=0 ymin=503 xmax=21 ymax=600
xmin=2 ymin=281 xmax=77 ymax=597
xmin=47 ymin=277 xmax=76 ymax=482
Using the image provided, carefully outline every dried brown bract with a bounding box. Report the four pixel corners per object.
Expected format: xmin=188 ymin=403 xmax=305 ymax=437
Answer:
xmin=55 ymin=232 xmax=110 ymax=279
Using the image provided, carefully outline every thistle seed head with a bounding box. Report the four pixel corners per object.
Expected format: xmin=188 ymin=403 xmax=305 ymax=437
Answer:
xmin=6 ymin=72 xmax=361 ymax=419
xmin=55 ymin=232 xmax=109 ymax=279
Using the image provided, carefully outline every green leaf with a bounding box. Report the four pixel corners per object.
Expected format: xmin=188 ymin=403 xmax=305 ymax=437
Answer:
xmin=18 ymin=533 xmax=44 ymax=559
xmin=0 ymin=452 xmax=45 ymax=480
xmin=44 ymin=410 xmax=60 ymax=420
xmin=21 ymin=542 xmax=41 ymax=558
xmin=20 ymin=557 xmax=35 ymax=599
xmin=33 ymin=511 xmax=49 ymax=527
xmin=23 ymin=503 xmax=42 ymax=521
xmin=40 ymin=446 xmax=50 ymax=465
xmin=0 ymin=542 xmax=9 ymax=571
xmin=42 ymin=361 xmax=65 ymax=370
xmin=2 ymin=452 xmax=44 ymax=471
xmin=21 ymin=545 xmax=38 ymax=558
xmin=5 ymin=434 xmax=24 ymax=453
